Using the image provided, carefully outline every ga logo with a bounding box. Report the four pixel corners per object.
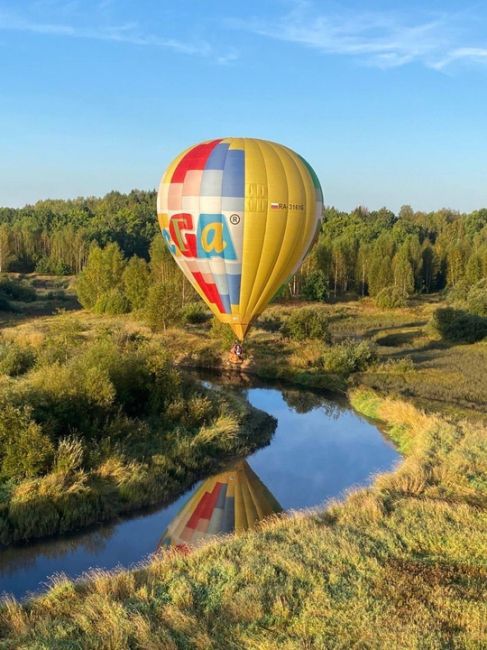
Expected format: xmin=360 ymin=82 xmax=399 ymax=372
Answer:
xmin=164 ymin=213 xmax=237 ymax=260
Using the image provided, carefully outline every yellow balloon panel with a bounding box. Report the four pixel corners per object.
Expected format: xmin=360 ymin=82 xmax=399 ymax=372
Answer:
xmin=157 ymin=138 xmax=323 ymax=338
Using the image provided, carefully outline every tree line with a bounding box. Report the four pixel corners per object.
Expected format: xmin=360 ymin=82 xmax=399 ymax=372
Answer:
xmin=296 ymin=205 xmax=487 ymax=301
xmin=2 ymin=191 xmax=487 ymax=300
xmin=0 ymin=190 xmax=156 ymax=274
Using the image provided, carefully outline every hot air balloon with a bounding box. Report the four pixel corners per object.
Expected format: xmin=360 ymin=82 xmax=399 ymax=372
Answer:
xmin=157 ymin=138 xmax=323 ymax=340
xmin=160 ymin=460 xmax=281 ymax=552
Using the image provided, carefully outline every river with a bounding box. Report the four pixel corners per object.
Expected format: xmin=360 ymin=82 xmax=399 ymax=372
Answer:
xmin=0 ymin=375 xmax=400 ymax=600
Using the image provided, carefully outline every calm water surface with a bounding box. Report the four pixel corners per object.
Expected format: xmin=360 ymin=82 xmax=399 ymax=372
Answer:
xmin=0 ymin=377 xmax=400 ymax=600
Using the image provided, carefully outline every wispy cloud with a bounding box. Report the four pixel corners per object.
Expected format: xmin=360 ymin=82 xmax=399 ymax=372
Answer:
xmin=0 ymin=4 xmax=234 ymax=62
xmin=232 ymin=1 xmax=487 ymax=71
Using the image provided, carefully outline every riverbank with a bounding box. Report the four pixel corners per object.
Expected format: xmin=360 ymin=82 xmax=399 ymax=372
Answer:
xmin=1 ymin=295 xmax=486 ymax=545
xmin=0 ymin=316 xmax=277 ymax=546
xmin=1 ymin=387 xmax=485 ymax=648
xmin=164 ymin=297 xmax=487 ymax=419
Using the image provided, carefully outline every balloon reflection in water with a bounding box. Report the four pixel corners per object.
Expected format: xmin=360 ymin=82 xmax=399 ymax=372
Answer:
xmin=160 ymin=460 xmax=281 ymax=552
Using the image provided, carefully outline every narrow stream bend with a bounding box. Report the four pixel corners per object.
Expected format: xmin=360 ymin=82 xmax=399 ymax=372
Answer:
xmin=0 ymin=376 xmax=400 ymax=600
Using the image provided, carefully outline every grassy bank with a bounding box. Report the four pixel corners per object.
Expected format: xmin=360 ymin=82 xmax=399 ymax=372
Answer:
xmin=0 ymin=313 xmax=276 ymax=546
xmin=0 ymin=388 xmax=485 ymax=648
xmin=163 ymin=297 xmax=487 ymax=417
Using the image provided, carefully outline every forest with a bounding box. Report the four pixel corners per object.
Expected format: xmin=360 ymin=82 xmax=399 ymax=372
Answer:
xmin=2 ymin=191 xmax=487 ymax=306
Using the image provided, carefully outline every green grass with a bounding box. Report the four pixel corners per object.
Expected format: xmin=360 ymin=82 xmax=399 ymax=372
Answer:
xmin=0 ymin=388 xmax=485 ymax=648
xmin=1 ymin=291 xmax=486 ymax=647
xmin=0 ymin=315 xmax=276 ymax=545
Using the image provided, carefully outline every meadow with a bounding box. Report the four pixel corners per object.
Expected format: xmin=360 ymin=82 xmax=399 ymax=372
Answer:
xmin=0 ymin=388 xmax=484 ymax=648
xmin=0 ymin=273 xmax=486 ymax=648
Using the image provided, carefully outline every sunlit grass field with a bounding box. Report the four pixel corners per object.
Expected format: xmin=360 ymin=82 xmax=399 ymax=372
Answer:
xmin=0 ymin=277 xmax=486 ymax=647
xmin=0 ymin=389 xmax=485 ymax=648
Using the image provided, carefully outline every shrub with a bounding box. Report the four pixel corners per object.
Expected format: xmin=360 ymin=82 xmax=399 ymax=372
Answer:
xmin=302 ymin=270 xmax=328 ymax=301
xmin=430 ymin=307 xmax=487 ymax=343
xmin=35 ymin=257 xmax=70 ymax=275
xmin=122 ymin=256 xmax=150 ymax=310
xmin=255 ymin=313 xmax=283 ymax=332
xmin=210 ymin=318 xmax=235 ymax=347
xmin=0 ymin=341 xmax=36 ymax=376
xmin=375 ymin=285 xmax=408 ymax=309
xmin=94 ymin=288 xmax=130 ymax=315
xmin=446 ymin=279 xmax=470 ymax=305
xmin=375 ymin=357 xmax=415 ymax=374
xmin=181 ymin=302 xmax=210 ymax=324
xmin=0 ymin=295 xmax=13 ymax=311
xmin=283 ymin=308 xmax=331 ymax=342
xmin=466 ymin=279 xmax=487 ymax=317
xmin=36 ymin=313 xmax=84 ymax=365
xmin=75 ymin=243 xmax=126 ymax=309
xmin=0 ymin=277 xmax=36 ymax=302
xmin=45 ymin=290 xmax=68 ymax=301
xmin=321 ymin=339 xmax=377 ymax=375
xmin=145 ymin=282 xmax=182 ymax=331
xmin=0 ymin=405 xmax=54 ymax=480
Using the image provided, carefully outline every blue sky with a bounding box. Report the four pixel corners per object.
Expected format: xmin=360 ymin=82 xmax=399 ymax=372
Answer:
xmin=1 ymin=0 xmax=487 ymax=212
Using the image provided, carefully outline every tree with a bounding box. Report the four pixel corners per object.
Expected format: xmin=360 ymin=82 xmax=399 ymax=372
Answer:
xmin=149 ymin=235 xmax=174 ymax=284
xmin=302 ymin=270 xmax=328 ymax=301
xmin=421 ymin=242 xmax=438 ymax=292
xmin=123 ymin=256 xmax=150 ymax=310
xmin=465 ymin=251 xmax=485 ymax=286
xmin=393 ymin=245 xmax=415 ymax=295
xmin=446 ymin=241 xmax=470 ymax=287
xmin=0 ymin=224 xmax=13 ymax=273
xmin=356 ymin=242 xmax=372 ymax=296
xmin=145 ymin=281 xmax=182 ymax=331
xmin=368 ymin=235 xmax=395 ymax=296
xmin=76 ymin=243 xmax=126 ymax=309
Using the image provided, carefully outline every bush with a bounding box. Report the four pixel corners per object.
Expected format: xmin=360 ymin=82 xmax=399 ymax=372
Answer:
xmin=375 ymin=357 xmax=415 ymax=374
xmin=0 ymin=341 xmax=36 ymax=376
xmin=302 ymin=270 xmax=328 ymax=301
xmin=75 ymin=243 xmax=126 ymax=309
xmin=45 ymin=290 xmax=68 ymax=301
xmin=446 ymin=279 xmax=470 ymax=305
xmin=0 ymin=405 xmax=54 ymax=480
xmin=35 ymin=257 xmax=70 ymax=275
xmin=182 ymin=302 xmax=210 ymax=324
xmin=210 ymin=318 xmax=235 ymax=347
xmin=145 ymin=282 xmax=182 ymax=331
xmin=255 ymin=313 xmax=283 ymax=332
xmin=283 ymin=308 xmax=331 ymax=342
xmin=271 ymin=283 xmax=291 ymax=302
xmin=94 ymin=288 xmax=130 ymax=315
xmin=0 ymin=277 xmax=36 ymax=302
xmin=321 ymin=340 xmax=377 ymax=375
xmin=430 ymin=307 xmax=487 ymax=343
xmin=0 ymin=296 xmax=14 ymax=312
xmin=36 ymin=314 xmax=84 ymax=365
xmin=466 ymin=279 xmax=487 ymax=317
xmin=375 ymin=285 xmax=408 ymax=309
xmin=122 ymin=256 xmax=150 ymax=310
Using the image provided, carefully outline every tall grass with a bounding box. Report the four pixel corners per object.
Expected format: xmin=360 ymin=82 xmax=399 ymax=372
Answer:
xmin=0 ymin=389 xmax=485 ymax=648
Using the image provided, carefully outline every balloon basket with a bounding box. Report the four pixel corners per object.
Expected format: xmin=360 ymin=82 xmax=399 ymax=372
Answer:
xmin=228 ymin=351 xmax=244 ymax=366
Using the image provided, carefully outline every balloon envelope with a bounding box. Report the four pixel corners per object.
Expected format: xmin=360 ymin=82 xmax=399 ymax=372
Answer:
xmin=157 ymin=137 xmax=323 ymax=338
